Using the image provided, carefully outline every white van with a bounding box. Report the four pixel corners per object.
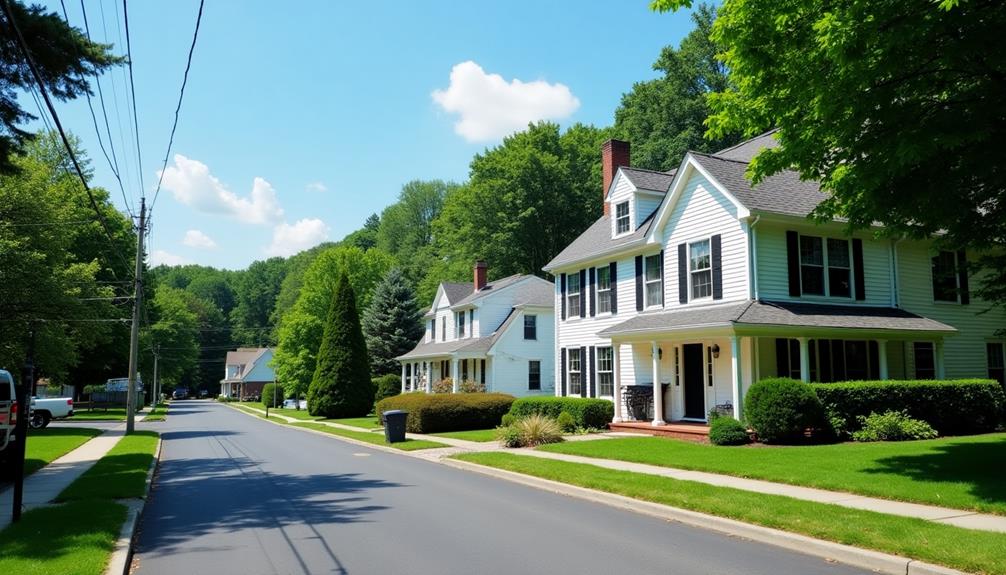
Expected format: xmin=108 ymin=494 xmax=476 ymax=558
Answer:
xmin=0 ymin=370 xmax=17 ymax=458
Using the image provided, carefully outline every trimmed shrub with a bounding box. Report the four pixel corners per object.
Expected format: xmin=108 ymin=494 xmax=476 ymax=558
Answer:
xmin=375 ymin=392 xmax=515 ymax=433
xmin=508 ymin=397 xmax=613 ymax=430
xmin=500 ymin=413 xmax=517 ymax=427
xmin=556 ymin=411 xmax=576 ymax=433
xmin=497 ymin=424 xmax=524 ymax=448
xmin=373 ymin=374 xmax=401 ymax=405
xmin=745 ymin=378 xmax=826 ymax=444
xmin=814 ymin=379 xmax=1004 ymax=436
xmin=261 ymin=383 xmax=285 ymax=408
xmin=852 ymin=410 xmax=938 ymax=442
xmin=709 ymin=417 xmax=750 ymax=446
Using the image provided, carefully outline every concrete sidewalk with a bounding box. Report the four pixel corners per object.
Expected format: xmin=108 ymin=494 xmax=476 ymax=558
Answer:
xmin=0 ymin=409 xmax=151 ymax=531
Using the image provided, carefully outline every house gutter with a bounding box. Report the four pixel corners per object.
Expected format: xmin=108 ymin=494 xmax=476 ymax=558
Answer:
xmin=747 ymin=215 xmax=761 ymax=300
xmin=890 ymin=235 xmax=907 ymax=308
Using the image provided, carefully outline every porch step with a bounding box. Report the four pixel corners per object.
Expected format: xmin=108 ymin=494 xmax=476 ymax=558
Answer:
xmin=607 ymin=421 xmax=710 ymax=442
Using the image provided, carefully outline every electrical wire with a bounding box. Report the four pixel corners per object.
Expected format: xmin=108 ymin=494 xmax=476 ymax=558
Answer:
xmin=121 ymin=0 xmax=145 ymax=198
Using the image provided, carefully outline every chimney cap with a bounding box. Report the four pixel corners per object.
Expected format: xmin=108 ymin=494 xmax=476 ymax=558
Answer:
xmin=475 ymin=260 xmax=487 ymax=268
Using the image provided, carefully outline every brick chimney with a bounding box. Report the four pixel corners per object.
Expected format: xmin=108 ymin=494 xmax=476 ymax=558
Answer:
xmin=474 ymin=261 xmax=488 ymax=291
xmin=601 ymin=139 xmax=630 ymax=216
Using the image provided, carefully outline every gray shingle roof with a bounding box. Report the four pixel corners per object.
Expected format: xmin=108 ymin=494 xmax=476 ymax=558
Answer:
xmin=398 ymin=307 xmax=524 ymax=360
xmin=714 ymin=129 xmax=780 ymax=162
xmin=620 ymin=167 xmax=676 ymax=192
xmin=544 ymin=213 xmax=653 ymax=270
xmin=599 ymin=300 xmax=956 ymax=337
xmin=691 ymin=152 xmax=828 ymax=218
xmin=451 ymin=274 xmax=525 ymax=307
xmin=441 ymin=282 xmax=473 ymax=305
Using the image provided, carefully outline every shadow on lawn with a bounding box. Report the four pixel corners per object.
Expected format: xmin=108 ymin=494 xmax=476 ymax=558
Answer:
xmin=864 ymin=435 xmax=1006 ymax=510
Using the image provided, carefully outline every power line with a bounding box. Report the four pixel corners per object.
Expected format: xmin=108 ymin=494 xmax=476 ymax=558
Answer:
xmin=149 ymin=0 xmax=205 ymax=216
xmin=121 ymin=0 xmax=145 ymax=199
xmin=0 ymin=0 xmax=132 ymax=275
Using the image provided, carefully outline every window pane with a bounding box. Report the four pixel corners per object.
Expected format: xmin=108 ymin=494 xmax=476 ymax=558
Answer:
xmin=597 ymin=266 xmax=610 ymax=290
xmin=800 ymin=236 xmax=823 ymax=265
xmin=597 ymin=347 xmax=612 ymax=370
xmin=829 ymin=267 xmax=851 ymax=298
xmin=528 ymin=360 xmax=541 ymax=390
xmin=568 ymin=273 xmax=580 ymax=293
xmin=932 ymin=251 xmax=958 ymax=302
xmin=616 ymin=202 xmax=629 ymax=218
xmin=616 ymin=202 xmax=630 ymax=234
xmin=691 ymin=270 xmax=711 ymax=299
xmin=987 ymin=343 xmax=1004 ymax=386
xmin=524 ymin=315 xmax=537 ymax=339
xmin=645 ymin=255 xmax=661 ymax=281
xmin=801 ymin=266 xmax=825 ymax=295
xmin=645 ymin=281 xmax=661 ymax=306
xmin=690 ymin=240 xmax=710 ymax=271
xmin=827 ymin=239 xmax=849 ymax=267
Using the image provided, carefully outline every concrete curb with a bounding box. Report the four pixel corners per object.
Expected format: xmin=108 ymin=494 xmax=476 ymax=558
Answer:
xmin=102 ymin=435 xmax=163 ymax=575
xmin=442 ymin=458 xmax=969 ymax=575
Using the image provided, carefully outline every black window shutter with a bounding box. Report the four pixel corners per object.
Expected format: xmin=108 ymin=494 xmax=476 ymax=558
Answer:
xmin=580 ymin=346 xmax=587 ymax=398
xmin=786 ymin=231 xmax=801 ymax=297
xmin=560 ymin=273 xmax=567 ymax=320
xmin=560 ymin=348 xmax=567 ymax=396
xmin=589 ymin=346 xmax=596 ymax=398
xmin=677 ymin=243 xmax=688 ymax=304
xmin=659 ymin=249 xmax=665 ymax=307
xmin=589 ymin=267 xmax=596 ymax=317
xmin=634 ymin=255 xmax=644 ymax=311
xmin=579 ymin=269 xmax=587 ymax=317
xmin=609 ymin=262 xmax=618 ymax=314
xmin=775 ymin=338 xmax=789 ymax=378
xmin=852 ymin=238 xmax=866 ymax=301
xmin=711 ymin=234 xmax=723 ymax=300
xmin=957 ymin=250 xmax=970 ymax=305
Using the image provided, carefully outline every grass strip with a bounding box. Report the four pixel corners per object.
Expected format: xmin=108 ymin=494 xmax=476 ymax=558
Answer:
xmin=0 ymin=499 xmax=128 ymax=575
xmin=323 ymin=416 xmax=382 ymax=429
xmin=24 ymin=427 xmax=102 ymax=476
xmin=456 ymin=452 xmax=1006 ymax=575
xmin=143 ymin=403 xmax=168 ymax=422
xmin=269 ymin=407 xmax=321 ymax=421
xmin=539 ymin=433 xmax=1006 ymax=515
xmin=430 ymin=428 xmax=498 ymax=442
xmin=291 ymin=422 xmax=447 ymax=451
xmin=58 ymin=431 xmax=159 ymax=501
xmin=71 ymin=408 xmax=128 ymax=422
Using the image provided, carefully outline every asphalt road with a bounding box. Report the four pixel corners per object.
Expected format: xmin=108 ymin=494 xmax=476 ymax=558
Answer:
xmin=133 ymin=401 xmax=871 ymax=575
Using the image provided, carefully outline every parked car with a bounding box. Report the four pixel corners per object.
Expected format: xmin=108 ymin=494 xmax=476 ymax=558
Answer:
xmin=29 ymin=396 xmax=74 ymax=429
xmin=1 ymin=370 xmax=19 ymax=466
xmin=172 ymin=388 xmax=189 ymax=400
xmin=282 ymin=399 xmax=307 ymax=410
xmin=199 ymin=389 xmax=209 ymax=398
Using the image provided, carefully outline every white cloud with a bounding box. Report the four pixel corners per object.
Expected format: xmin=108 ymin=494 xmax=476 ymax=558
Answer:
xmin=265 ymin=218 xmax=330 ymax=257
xmin=159 ymin=155 xmax=284 ymax=224
xmin=431 ymin=60 xmax=580 ymax=142
xmin=305 ymin=181 xmax=328 ymax=193
xmin=182 ymin=229 xmax=217 ymax=249
xmin=149 ymin=249 xmax=191 ymax=267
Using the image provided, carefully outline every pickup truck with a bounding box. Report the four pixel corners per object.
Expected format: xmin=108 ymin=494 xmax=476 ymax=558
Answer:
xmin=1 ymin=370 xmax=18 ymax=465
xmin=29 ymin=396 xmax=74 ymax=429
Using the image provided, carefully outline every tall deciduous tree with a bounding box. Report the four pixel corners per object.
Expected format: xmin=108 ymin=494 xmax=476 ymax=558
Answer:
xmin=230 ymin=257 xmax=287 ymax=346
xmin=362 ymin=268 xmax=423 ymax=376
xmin=307 ymin=272 xmax=373 ymax=418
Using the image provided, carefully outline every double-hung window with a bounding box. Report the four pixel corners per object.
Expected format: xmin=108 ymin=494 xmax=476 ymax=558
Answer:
xmin=568 ymin=350 xmax=582 ymax=395
xmin=528 ymin=360 xmax=541 ymax=390
xmin=524 ymin=315 xmax=537 ymax=340
xmin=987 ymin=343 xmax=1005 ymax=386
xmin=689 ymin=239 xmax=712 ymax=300
xmin=440 ymin=317 xmax=446 ymax=341
xmin=456 ymin=311 xmax=466 ymax=338
xmin=596 ymin=347 xmax=613 ymax=396
xmin=644 ymin=254 xmax=662 ymax=307
xmin=615 ymin=202 xmax=630 ymax=235
xmin=800 ymin=235 xmax=851 ymax=297
xmin=932 ymin=251 xmax=959 ymax=303
xmin=567 ymin=273 xmax=581 ymax=318
xmin=596 ymin=265 xmax=612 ymax=314
xmin=430 ymin=319 xmax=436 ymax=342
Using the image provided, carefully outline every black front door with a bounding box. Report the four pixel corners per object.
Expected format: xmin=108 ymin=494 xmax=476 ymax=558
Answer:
xmin=683 ymin=343 xmax=705 ymax=419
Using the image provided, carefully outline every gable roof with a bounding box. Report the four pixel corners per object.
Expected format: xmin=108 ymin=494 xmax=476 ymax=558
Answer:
xmin=713 ymin=129 xmax=780 ymax=162
xmin=441 ymin=282 xmax=472 ymax=305
xmin=620 ymin=167 xmax=676 ymax=193
xmin=223 ymin=348 xmax=271 ymax=382
xmin=451 ymin=274 xmax=524 ymax=307
xmin=689 ymin=152 xmax=827 ymax=218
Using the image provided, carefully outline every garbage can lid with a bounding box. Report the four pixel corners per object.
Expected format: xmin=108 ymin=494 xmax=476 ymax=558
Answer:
xmin=384 ymin=409 xmax=407 ymax=415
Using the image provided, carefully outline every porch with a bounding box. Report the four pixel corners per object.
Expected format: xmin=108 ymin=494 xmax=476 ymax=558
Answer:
xmin=399 ymin=355 xmax=489 ymax=393
xmin=607 ymin=420 xmax=710 ymax=442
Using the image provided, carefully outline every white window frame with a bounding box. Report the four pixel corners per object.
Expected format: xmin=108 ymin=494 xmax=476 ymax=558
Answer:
xmin=688 ymin=238 xmax=713 ymax=301
xmin=596 ymin=347 xmax=613 ymax=397
xmin=528 ymin=360 xmax=541 ymax=391
xmin=440 ymin=316 xmax=446 ymax=342
xmin=931 ymin=250 xmax=960 ymax=304
xmin=615 ymin=201 xmax=630 ymax=235
xmin=523 ymin=314 xmax=537 ymax=340
xmin=798 ymin=234 xmax=853 ymax=299
xmin=644 ymin=253 xmax=662 ymax=308
xmin=456 ymin=311 xmax=466 ymax=338
xmin=567 ymin=273 xmax=582 ymax=319
xmin=568 ymin=350 xmax=582 ymax=396
xmin=596 ymin=265 xmax=612 ymax=315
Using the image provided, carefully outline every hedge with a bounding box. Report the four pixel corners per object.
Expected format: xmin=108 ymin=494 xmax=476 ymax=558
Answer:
xmin=508 ymin=397 xmax=613 ymax=430
xmin=372 ymin=374 xmax=400 ymax=405
xmin=375 ymin=393 xmax=515 ymax=433
xmin=813 ymin=379 xmax=1005 ymax=435
xmin=745 ymin=378 xmax=826 ymax=443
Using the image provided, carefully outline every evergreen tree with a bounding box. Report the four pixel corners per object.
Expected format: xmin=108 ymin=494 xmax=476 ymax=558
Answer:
xmin=307 ymin=272 xmax=373 ymax=417
xmin=362 ymin=268 xmax=423 ymax=376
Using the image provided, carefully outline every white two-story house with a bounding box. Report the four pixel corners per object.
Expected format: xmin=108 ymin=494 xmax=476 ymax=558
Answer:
xmin=544 ymin=134 xmax=1005 ymax=428
xmin=396 ymin=262 xmax=556 ymax=398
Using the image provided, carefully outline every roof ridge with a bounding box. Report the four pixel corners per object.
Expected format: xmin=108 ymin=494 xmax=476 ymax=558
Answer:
xmin=713 ymin=128 xmax=779 ymax=155
xmin=623 ymin=166 xmax=675 ymax=176
xmin=691 ymin=150 xmax=752 ymax=166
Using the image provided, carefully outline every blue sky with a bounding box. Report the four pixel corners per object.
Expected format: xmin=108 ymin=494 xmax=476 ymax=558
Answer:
xmin=39 ymin=1 xmax=699 ymax=270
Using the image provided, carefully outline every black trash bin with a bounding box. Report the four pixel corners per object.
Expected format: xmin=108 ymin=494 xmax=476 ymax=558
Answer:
xmin=383 ymin=410 xmax=408 ymax=443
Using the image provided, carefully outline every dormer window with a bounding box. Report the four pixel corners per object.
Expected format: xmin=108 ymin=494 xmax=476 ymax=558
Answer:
xmin=615 ymin=201 xmax=630 ymax=235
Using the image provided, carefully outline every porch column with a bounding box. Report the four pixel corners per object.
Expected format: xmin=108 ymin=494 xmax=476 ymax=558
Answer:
xmin=425 ymin=361 xmax=433 ymax=393
xmin=452 ymin=359 xmax=460 ymax=393
xmin=730 ymin=336 xmax=743 ymax=420
xmin=935 ymin=340 xmax=946 ymax=379
xmin=651 ymin=341 xmax=665 ymax=426
xmin=877 ymin=340 xmax=889 ymax=380
xmin=401 ymin=363 xmax=406 ymax=393
xmin=612 ymin=344 xmax=623 ymax=423
xmin=798 ymin=337 xmax=810 ymax=382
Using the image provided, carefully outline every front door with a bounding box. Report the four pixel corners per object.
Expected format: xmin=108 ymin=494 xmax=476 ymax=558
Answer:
xmin=683 ymin=343 xmax=705 ymax=419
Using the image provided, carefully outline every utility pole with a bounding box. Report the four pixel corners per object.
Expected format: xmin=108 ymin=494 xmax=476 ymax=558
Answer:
xmin=126 ymin=198 xmax=145 ymax=434
xmin=11 ymin=327 xmax=35 ymax=523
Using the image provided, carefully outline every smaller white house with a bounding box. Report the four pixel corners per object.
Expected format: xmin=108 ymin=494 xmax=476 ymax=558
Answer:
xmin=397 ymin=262 xmax=556 ymax=398
xmin=219 ymin=348 xmax=275 ymax=399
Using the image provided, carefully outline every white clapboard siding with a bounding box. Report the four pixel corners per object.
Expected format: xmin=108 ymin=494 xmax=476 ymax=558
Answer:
xmin=491 ymin=308 xmax=556 ymax=396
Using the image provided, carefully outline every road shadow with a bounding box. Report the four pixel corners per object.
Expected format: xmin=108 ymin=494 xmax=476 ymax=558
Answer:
xmin=159 ymin=429 xmax=239 ymax=441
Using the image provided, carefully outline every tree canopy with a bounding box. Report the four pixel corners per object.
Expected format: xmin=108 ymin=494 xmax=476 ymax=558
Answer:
xmin=362 ymin=268 xmax=423 ymax=376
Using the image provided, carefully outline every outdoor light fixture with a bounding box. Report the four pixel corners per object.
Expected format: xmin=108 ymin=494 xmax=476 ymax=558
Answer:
xmin=711 ymin=344 xmax=720 ymax=358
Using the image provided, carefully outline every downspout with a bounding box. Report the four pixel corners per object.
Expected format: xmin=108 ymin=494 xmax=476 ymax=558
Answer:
xmin=890 ymin=235 xmax=907 ymax=308
xmin=748 ymin=215 xmax=762 ymax=301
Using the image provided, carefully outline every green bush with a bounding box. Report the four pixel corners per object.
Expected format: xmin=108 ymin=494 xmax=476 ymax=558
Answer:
xmin=709 ymin=417 xmax=750 ymax=446
xmin=514 ymin=414 xmax=564 ymax=447
xmin=745 ymin=378 xmax=826 ymax=444
xmin=373 ymin=374 xmax=401 ymax=405
xmin=814 ymin=379 xmax=1004 ymax=436
xmin=500 ymin=413 xmax=517 ymax=427
xmin=261 ymin=383 xmax=285 ymax=408
xmin=851 ymin=410 xmax=939 ymax=442
xmin=375 ymin=392 xmax=515 ymax=433
xmin=497 ymin=424 xmax=523 ymax=448
xmin=556 ymin=411 xmax=576 ymax=433
xmin=508 ymin=397 xmax=613 ymax=430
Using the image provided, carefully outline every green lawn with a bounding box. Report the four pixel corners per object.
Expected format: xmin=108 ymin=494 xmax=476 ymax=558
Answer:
xmin=430 ymin=428 xmax=498 ymax=442
xmin=291 ymin=422 xmax=446 ymax=451
xmin=0 ymin=500 xmax=128 ymax=575
xmin=24 ymin=427 xmax=102 ymax=476
xmin=270 ymin=407 xmax=321 ymax=421
xmin=58 ymin=431 xmax=159 ymax=501
xmin=324 ymin=416 xmax=382 ymax=429
xmin=456 ymin=452 xmax=1006 ymax=575
xmin=540 ymin=433 xmax=1006 ymax=515
xmin=71 ymin=408 xmax=128 ymax=421
xmin=143 ymin=403 xmax=168 ymax=422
